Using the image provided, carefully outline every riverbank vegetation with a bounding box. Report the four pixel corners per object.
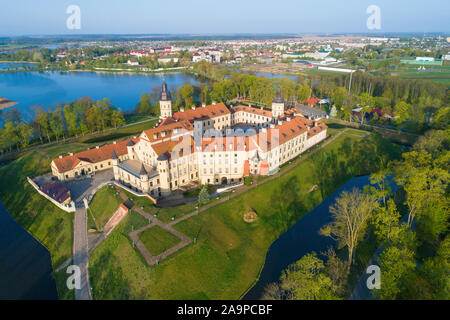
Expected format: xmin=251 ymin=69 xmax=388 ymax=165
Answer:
xmin=0 ymin=97 xmax=126 ymax=154
xmin=263 ymin=128 xmax=449 ymax=300
xmin=88 ymin=130 xmax=402 ymax=299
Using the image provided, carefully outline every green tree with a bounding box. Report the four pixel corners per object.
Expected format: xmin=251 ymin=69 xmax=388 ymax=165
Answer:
xmin=320 ymin=188 xmax=376 ymax=267
xmin=376 ymin=246 xmax=416 ymax=300
xmin=180 ymin=84 xmax=195 ymax=108
xmin=280 ymin=252 xmax=339 ymax=300
xmin=393 ymin=101 xmax=410 ymax=124
xmin=18 ymin=123 xmax=34 ymax=148
xmin=198 ymin=185 xmax=210 ymax=204
xmin=332 ymin=87 xmax=347 ymax=108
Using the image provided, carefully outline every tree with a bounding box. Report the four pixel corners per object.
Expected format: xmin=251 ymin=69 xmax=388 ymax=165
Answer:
xmin=137 ymin=93 xmax=153 ymax=114
xmin=331 ymin=87 xmax=347 ymax=108
xmin=371 ymin=199 xmax=406 ymax=243
xmin=3 ymin=121 xmax=19 ymax=152
xmin=432 ymin=106 xmax=449 ymax=130
xmin=198 ymin=185 xmax=210 ymax=204
xmin=180 ymin=84 xmax=195 ymax=108
xmin=323 ymin=248 xmax=349 ymax=297
xmin=111 ymin=109 xmax=125 ymax=128
xmin=365 ymin=171 xmax=391 ymax=207
xmin=329 ymin=105 xmax=338 ymax=117
xmin=320 ymin=188 xmax=376 ymax=267
xmin=297 ymin=82 xmax=311 ymax=101
xmin=376 ymin=246 xmax=416 ymax=300
xmin=419 ymin=236 xmax=450 ymax=299
xmin=393 ymin=101 xmax=410 ymax=124
xmin=394 ymin=151 xmax=449 ymax=227
xmin=35 ymin=109 xmax=51 ymax=142
xmin=18 ymin=123 xmax=34 ymax=148
xmin=280 ymin=252 xmax=339 ymax=300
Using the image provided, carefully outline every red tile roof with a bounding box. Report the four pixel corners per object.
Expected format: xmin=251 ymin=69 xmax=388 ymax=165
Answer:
xmin=152 ymin=135 xmax=195 ymax=159
xmin=141 ymin=120 xmax=193 ymax=143
xmin=173 ymin=103 xmax=231 ymax=122
xmin=232 ymin=105 xmax=273 ymax=118
xmin=52 ymin=139 xmax=134 ymax=173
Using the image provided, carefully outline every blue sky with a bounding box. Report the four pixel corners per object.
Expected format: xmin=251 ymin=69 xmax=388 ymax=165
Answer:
xmin=1 ymin=0 xmax=449 ymax=36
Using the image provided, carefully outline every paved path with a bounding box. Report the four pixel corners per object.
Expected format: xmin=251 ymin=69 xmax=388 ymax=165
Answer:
xmin=127 ymin=204 xmax=192 ymax=266
xmin=73 ymin=209 xmax=92 ymax=300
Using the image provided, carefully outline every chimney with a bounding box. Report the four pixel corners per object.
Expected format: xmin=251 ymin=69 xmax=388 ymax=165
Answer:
xmin=192 ymin=106 xmax=196 ymax=110
xmin=202 ymin=103 xmax=206 ymax=108
xmin=260 ymin=106 xmax=264 ymax=110
xmin=180 ymin=106 xmax=185 ymax=112
xmin=113 ymin=141 xmax=117 ymax=144
xmin=249 ymin=104 xmax=252 ymax=108
xmin=59 ymin=155 xmax=63 ymax=159
xmin=69 ymin=152 xmax=73 ymax=156
xmin=161 ymin=131 xmax=166 ymax=137
xmin=270 ymin=124 xmax=276 ymax=129
xmin=278 ymin=120 xmax=283 ymax=126
xmin=287 ymin=117 xmax=291 ymax=122
xmin=96 ymin=146 xmax=99 ymax=149
xmin=212 ymin=101 xmax=216 ymax=106
xmin=153 ymin=133 xmax=157 ymax=139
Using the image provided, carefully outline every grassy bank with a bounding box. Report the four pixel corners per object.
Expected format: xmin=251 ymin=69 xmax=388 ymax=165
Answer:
xmin=88 ymin=130 xmax=402 ymax=299
xmin=139 ymin=226 xmax=181 ymax=256
xmin=0 ymin=150 xmax=74 ymax=299
xmin=88 ymin=185 xmax=124 ymax=230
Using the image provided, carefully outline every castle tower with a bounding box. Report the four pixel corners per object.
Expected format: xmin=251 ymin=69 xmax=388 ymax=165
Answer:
xmin=112 ymin=151 xmax=120 ymax=181
xmin=159 ymin=81 xmax=172 ymax=120
xmin=271 ymin=88 xmax=285 ymax=118
xmin=157 ymin=154 xmax=171 ymax=196
xmin=139 ymin=163 xmax=149 ymax=193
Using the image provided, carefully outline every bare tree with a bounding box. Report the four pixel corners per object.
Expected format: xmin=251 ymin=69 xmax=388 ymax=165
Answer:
xmin=320 ymin=188 xmax=376 ymax=268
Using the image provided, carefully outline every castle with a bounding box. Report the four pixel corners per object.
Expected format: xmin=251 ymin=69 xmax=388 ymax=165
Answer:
xmin=51 ymin=82 xmax=327 ymax=198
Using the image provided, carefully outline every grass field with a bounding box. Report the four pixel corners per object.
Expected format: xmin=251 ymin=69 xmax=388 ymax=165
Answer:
xmin=0 ymin=151 xmax=74 ymax=299
xmin=88 ymin=130 xmax=403 ymax=299
xmin=138 ymin=226 xmax=182 ymax=256
xmin=123 ymin=190 xmax=198 ymax=223
xmin=88 ymin=185 xmax=124 ymax=230
xmin=89 ymin=210 xmax=151 ymax=299
xmin=393 ymin=70 xmax=450 ymax=84
xmin=76 ymin=119 xmax=158 ymax=144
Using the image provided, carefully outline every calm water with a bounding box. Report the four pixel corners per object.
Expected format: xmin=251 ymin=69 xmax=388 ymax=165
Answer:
xmin=0 ymin=201 xmax=58 ymax=300
xmin=0 ymin=71 xmax=202 ymax=120
xmin=243 ymin=175 xmax=372 ymax=300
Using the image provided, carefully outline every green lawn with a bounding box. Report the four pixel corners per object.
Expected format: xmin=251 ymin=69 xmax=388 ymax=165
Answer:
xmin=76 ymin=119 xmax=158 ymax=144
xmin=89 ymin=210 xmax=152 ymax=299
xmin=0 ymin=150 xmax=74 ymax=299
xmin=89 ymin=185 xmax=124 ymax=230
xmin=346 ymin=128 xmax=370 ymax=137
xmin=138 ymin=226 xmax=182 ymax=256
xmin=42 ymin=143 xmax=90 ymax=159
xmin=88 ymin=132 xmax=403 ymax=299
xmin=122 ymin=189 xmax=198 ymax=223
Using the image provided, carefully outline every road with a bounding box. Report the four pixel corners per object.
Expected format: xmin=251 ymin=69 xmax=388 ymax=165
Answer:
xmin=73 ymin=209 xmax=92 ymax=300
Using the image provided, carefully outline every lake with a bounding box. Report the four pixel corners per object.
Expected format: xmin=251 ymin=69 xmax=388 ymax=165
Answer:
xmin=0 ymin=201 xmax=58 ymax=300
xmin=243 ymin=175 xmax=372 ymax=300
xmin=0 ymin=71 xmax=202 ymax=120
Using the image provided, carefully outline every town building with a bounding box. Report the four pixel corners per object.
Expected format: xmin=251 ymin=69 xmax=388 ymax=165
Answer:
xmin=51 ymin=82 xmax=328 ymax=198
